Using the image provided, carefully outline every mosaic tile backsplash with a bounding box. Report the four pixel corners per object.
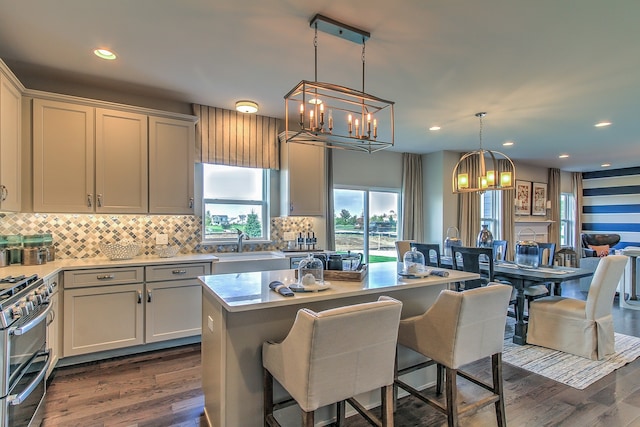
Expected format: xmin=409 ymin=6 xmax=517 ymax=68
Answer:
xmin=0 ymin=213 xmax=315 ymax=259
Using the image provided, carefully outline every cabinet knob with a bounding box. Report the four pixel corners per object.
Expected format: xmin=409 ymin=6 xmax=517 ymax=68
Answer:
xmin=290 ymin=203 xmax=294 ymax=213
xmin=0 ymin=185 xmax=7 ymax=201
xmin=96 ymin=274 xmax=115 ymax=280
xmin=172 ymin=269 xmax=187 ymax=275
xmin=189 ymin=198 xmax=194 ymax=209
xmin=147 ymin=290 xmax=152 ymax=303
xmin=97 ymin=194 xmax=103 ymax=207
xmin=87 ymin=194 xmax=93 ymax=208
xmin=137 ymin=290 xmax=142 ymax=304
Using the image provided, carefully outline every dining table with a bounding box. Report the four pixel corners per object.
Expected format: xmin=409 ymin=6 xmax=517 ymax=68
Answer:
xmin=441 ymin=256 xmax=594 ymax=344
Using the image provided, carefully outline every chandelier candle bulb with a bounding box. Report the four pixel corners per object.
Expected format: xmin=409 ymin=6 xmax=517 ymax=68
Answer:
xmin=373 ymin=119 xmax=377 ymax=138
xmin=319 ymin=104 xmax=324 ymax=127
xmin=328 ymin=109 xmax=333 ymax=131
xmin=299 ymin=104 xmax=304 ymax=126
xmin=355 ymin=118 xmax=360 ymax=137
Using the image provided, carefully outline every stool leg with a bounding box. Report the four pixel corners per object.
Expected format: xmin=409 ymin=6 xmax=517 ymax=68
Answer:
xmin=263 ymin=368 xmax=274 ymax=426
xmin=445 ymin=367 xmax=458 ymax=427
xmin=381 ymin=385 xmax=394 ymax=427
xmin=436 ymin=363 xmax=444 ymax=395
xmin=336 ymin=401 xmax=346 ymax=426
xmin=302 ymin=410 xmax=314 ymax=427
xmin=492 ymin=353 xmax=507 ymax=427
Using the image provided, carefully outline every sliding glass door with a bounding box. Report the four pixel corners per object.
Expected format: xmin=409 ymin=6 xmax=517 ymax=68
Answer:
xmin=333 ymin=187 xmax=400 ymax=263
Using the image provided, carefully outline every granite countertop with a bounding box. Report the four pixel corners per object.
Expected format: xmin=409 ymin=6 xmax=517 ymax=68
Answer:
xmin=199 ymin=262 xmax=479 ymax=312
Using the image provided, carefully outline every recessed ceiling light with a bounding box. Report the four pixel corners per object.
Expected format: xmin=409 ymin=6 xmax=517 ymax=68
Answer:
xmin=594 ymin=121 xmax=612 ymax=128
xmin=559 ymin=154 xmax=570 ymax=159
xmin=235 ymin=100 xmax=259 ymax=114
xmin=93 ymin=48 xmax=117 ymax=60
xmin=503 ymin=141 xmax=514 ymax=146
xmin=429 ymin=126 xmax=441 ymax=131
xmin=601 ymin=163 xmax=611 ymax=167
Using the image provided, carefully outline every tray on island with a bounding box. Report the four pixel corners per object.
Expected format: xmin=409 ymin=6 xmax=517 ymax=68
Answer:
xmin=295 ymin=265 xmax=368 ymax=281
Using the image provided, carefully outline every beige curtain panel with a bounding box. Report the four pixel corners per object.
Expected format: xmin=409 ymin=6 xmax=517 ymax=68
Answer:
xmin=457 ymin=155 xmax=481 ymax=247
xmin=548 ymin=168 xmax=561 ymax=248
xmin=401 ymin=153 xmax=423 ymax=240
xmin=193 ymin=104 xmax=281 ymax=169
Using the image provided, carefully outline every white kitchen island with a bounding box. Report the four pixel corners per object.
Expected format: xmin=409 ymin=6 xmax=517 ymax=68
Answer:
xmin=199 ymin=262 xmax=479 ymax=426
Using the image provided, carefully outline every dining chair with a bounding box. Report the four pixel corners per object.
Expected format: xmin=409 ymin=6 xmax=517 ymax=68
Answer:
xmin=492 ymin=240 xmax=508 ymax=262
xmin=527 ymin=255 xmax=627 ymax=360
xmin=395 ymin=283 xmax=512 ymax=427
xmin=262 ymin=296 xmax=403 ymax=426
xmin=410 ymin=242 xmax=441 ymax=267
xmin=451 ymin=246 xmax=494 ymax=290
xmin=395 ymin=240 xmax=414 ymax=260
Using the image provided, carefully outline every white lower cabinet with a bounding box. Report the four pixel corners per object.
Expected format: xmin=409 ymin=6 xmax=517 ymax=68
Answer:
xmin=62 ymin=262 xmax=209 ymax=358
xmin=45 ymin=274 xmax=60 ymax=378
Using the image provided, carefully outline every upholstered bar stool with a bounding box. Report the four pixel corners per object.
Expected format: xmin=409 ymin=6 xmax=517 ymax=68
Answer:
xmin=395 ymin=284 xmax=512 ymax=427
xmin=262 ymin=296 xmax=403 ymax=427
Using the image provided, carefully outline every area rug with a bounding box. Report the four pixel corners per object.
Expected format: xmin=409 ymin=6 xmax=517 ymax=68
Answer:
xmin=502 ymin=333 xmax=640 ymax=389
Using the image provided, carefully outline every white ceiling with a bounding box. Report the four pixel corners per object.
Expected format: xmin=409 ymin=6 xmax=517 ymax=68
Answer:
xmin=1 ymin=0 xmax=639 ymax=172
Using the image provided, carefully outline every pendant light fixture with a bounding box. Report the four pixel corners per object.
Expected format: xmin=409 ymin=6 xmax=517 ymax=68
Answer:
xmin=452 ymin=112 xmax=515 ymax=194
xmin=283 ymin=14 xmax=394 ymax=153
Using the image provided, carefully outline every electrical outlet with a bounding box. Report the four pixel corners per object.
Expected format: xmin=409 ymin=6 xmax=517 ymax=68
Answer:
xmin=283 ymin=231 xmax=296 ymax=241
xmin=156 ymin=234 xmax=169 ymax=245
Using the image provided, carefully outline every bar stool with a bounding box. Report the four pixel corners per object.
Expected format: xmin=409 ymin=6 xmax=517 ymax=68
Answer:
xmin=262 ymin=296 xmax=403 ymax=427
xmin=395 ymin=284 xmax=512 ymax=427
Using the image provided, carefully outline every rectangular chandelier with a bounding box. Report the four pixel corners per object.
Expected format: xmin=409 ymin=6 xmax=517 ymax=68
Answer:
xmin=283 ymin=14 xmax=395 ymax=154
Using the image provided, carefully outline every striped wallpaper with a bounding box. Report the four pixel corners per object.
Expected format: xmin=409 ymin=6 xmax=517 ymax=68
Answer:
xmin=582 ymin=166 xmax=640 ymax=249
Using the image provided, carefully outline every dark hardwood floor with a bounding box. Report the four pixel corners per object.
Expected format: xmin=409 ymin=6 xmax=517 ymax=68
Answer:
xmin=41 ymin=280 xmax=640 ymax=427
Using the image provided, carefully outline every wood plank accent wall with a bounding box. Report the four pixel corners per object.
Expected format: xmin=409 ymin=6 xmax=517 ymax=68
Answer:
xmin=581 ymin=166 xmax=640 ymax=248
xmin=193 ymin=104 xmax=282 ymax=169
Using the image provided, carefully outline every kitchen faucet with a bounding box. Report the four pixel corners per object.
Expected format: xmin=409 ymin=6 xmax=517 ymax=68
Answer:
xmin=236 ymin=228 xmax=249 ymax=252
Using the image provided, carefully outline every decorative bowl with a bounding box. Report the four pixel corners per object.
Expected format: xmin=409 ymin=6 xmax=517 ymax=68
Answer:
xmin=155 ymin=245 xmax=180 ymax=258
xmin=99 ymin=240 xmax=140 ymax=260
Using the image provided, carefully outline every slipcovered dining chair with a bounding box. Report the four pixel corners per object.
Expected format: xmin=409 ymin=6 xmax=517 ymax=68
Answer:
xmin=262 ymin=296 xmax=403 ymax=427
xmin=395 ymin=240 xmax=414 ymax=260
xmin=410 ymin=242 xmax=442 ymax=267
xmin=527 ymin=254 xmax=627 ymax=360
xmin=451 ymin=246 xmax=494 ymax=290
xmin=395 ymin=284 xmax=512 ymax=427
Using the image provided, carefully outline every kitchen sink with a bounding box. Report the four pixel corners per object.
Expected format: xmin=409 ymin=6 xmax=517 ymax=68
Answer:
xmin=212 ymin=251 xmax=288 ymax=274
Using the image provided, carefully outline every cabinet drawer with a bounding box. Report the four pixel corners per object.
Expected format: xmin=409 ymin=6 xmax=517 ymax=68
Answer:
xmin=64 ymin=267 xmax=144 ymax=288
xmin=145 ymin=263 xmax=211 ymax=282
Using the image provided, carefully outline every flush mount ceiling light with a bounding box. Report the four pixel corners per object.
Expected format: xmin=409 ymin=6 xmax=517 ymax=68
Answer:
xmin=283 ymin=14 xmax=394 ymax=153
xmin=594 ymin=121 xmax=612 ymax=128
xmin=429 ymin=126 xmax=441 ymax=131
xmin=93 ymin=48 xmax=117 ymax=60
xmin=452 ymin=112 xmax=515 ymax=194
xmin=235 ymin=100 xmax=259 ymax=114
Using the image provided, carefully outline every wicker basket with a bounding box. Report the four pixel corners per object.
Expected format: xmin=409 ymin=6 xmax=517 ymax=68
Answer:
xmin=99 ymin=240 xmax=140 ymax=260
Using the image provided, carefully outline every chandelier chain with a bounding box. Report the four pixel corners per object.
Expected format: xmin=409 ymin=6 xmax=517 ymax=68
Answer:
xmin=314 ymin=22 xmax=318 ymax=82
xmin=478 ymin=114 xmax=483 ymax=149
xmin=361 ymin=39 xmax=366 ymax=93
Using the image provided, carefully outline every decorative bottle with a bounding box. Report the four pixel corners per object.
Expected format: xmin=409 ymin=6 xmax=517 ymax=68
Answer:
xmin=476 ymin=224 xmax=494 ymax=248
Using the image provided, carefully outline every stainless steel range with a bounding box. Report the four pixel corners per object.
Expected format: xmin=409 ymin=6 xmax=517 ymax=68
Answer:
xmin=0 ymin=274 xmax=54 ymax=427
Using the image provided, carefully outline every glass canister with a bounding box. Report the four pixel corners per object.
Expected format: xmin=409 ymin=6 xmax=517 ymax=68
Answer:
xmin=6 ymin=234 xmax=23 ymax=265
xmin=43 ymin=233 xmax=55 ymax=262
xmin=297 ymin=254 xmax=324 ymax=286
xmin=444 ymin=226 xmax=462 ymax=257
xmin=515 ymin=228 xmax=540 ymax=269
xmin=476 ymin=224 xmax=494 ymax=248
xmin=0 ymin=236 xmax=8 ymax=267
xmin=403 ymin=246 xmax=426 ymax=274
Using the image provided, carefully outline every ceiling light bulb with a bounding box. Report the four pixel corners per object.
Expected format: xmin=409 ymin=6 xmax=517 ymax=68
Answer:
xmin=235 ymin=100 xmax=259 ymax=114
xmin=559 ymin=154 xmax=570 ymax=159
xmin=594 ymin=121 xmax=612 ymax=128
xmin=601 ymin=163 xmax=611 ymax=167
xmin=429 ymin=126 xmax=441 ymax=131
xmin=94 ymin=48 xmax=117 ymax=60
xmin=503 ymin=141 xmax=514 ymax=146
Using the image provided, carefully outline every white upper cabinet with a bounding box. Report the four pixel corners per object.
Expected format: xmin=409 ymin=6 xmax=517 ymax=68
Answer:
xmin=0 ymin=68 xmax=22 ymax=212
xmin=280 ymin=141 xmax=326 ymax=216
xmin=149 ymin=116 xmax=195 ymax=214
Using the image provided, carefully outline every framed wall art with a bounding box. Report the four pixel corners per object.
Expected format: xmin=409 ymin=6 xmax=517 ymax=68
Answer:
xmin=515 ymin=180 xmax=531 ymax=215
xmin=532 ymin=182 xmax=547 ymax=216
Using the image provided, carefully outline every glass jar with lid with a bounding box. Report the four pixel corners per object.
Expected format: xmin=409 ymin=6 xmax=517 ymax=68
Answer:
xmin=6 ymin=234 xmax=23 ymax=264
xmin=297 ymin=253 xmax=324 ymax=286
xmin=515 ymin=228 xmax=540 ymax=269
xmin=403 ymin=246 xmax=426 ymax=274
xmin=444 ymin=226 xmax=462 ymax=257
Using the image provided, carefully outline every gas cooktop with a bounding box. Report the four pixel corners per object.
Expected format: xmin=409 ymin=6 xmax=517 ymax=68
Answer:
xmin=0 ymin=274 xmax=40 ymax=302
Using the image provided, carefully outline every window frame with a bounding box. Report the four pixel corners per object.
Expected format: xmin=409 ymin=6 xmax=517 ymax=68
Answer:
xmin=480 ymin=190 xmax=502 ymax=239
xmin=201 ymin=164 xmax=270 ymax=243
xmin=560 ymin=192 xmax=574 ymax=247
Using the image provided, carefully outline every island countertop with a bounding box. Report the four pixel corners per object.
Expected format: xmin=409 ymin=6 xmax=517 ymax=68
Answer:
xmin=198 ymin=262 xmax=479 ymax=312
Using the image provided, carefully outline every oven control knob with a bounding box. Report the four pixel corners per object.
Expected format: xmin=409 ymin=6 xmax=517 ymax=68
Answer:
xmin=10 ymin=305 xmax=21 ymax=319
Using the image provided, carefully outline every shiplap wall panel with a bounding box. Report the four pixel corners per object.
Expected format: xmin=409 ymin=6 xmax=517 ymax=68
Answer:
xmin=581 ymin=167 xmax=640 ymax=248
xmin=193 ymin=104 xmax=281 ymax=169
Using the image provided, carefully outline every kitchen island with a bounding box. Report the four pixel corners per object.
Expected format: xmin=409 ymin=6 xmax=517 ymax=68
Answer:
xmin=199 ymin=262 xmax=479 ymax=426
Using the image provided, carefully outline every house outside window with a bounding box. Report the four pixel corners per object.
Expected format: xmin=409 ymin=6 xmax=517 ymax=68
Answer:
xmin=560 ymin=193 xmax=574 ymax=247
xmin=202 ymin=164 xmax=269 ymax=242
xmin=480 ymin=190 xmax=501 ymax=239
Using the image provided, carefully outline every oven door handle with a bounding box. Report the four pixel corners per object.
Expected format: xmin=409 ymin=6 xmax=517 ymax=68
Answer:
xmin=10 ymin=303 xmax=53 ymax=336
xmin=8 ymin=350 xmax=51 ymax=406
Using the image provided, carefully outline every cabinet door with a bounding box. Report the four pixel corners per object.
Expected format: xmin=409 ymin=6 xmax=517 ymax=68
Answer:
xmin=283 ymin=142 xmax=325 ymax=216
xmin=0 ymin=72 xmax=21 ymax=212
xmin=95 ymin=108 xmax=148 ymax=213
xmin=149 ymin=116 xmax=195 ymax=214
xmin=63 ymin=283 xmax=144 ymax=356
xmin=33 ymin=99 xmax=94 ymax=212
xmin=145 ymin=280 xmax=201 ymax=343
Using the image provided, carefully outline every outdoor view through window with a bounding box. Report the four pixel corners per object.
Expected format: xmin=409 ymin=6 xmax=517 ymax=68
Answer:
xmin=334 ymin=188 xmax=399 ymax=263
xmin=203 ymin=164 xmax=267 ymax=241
